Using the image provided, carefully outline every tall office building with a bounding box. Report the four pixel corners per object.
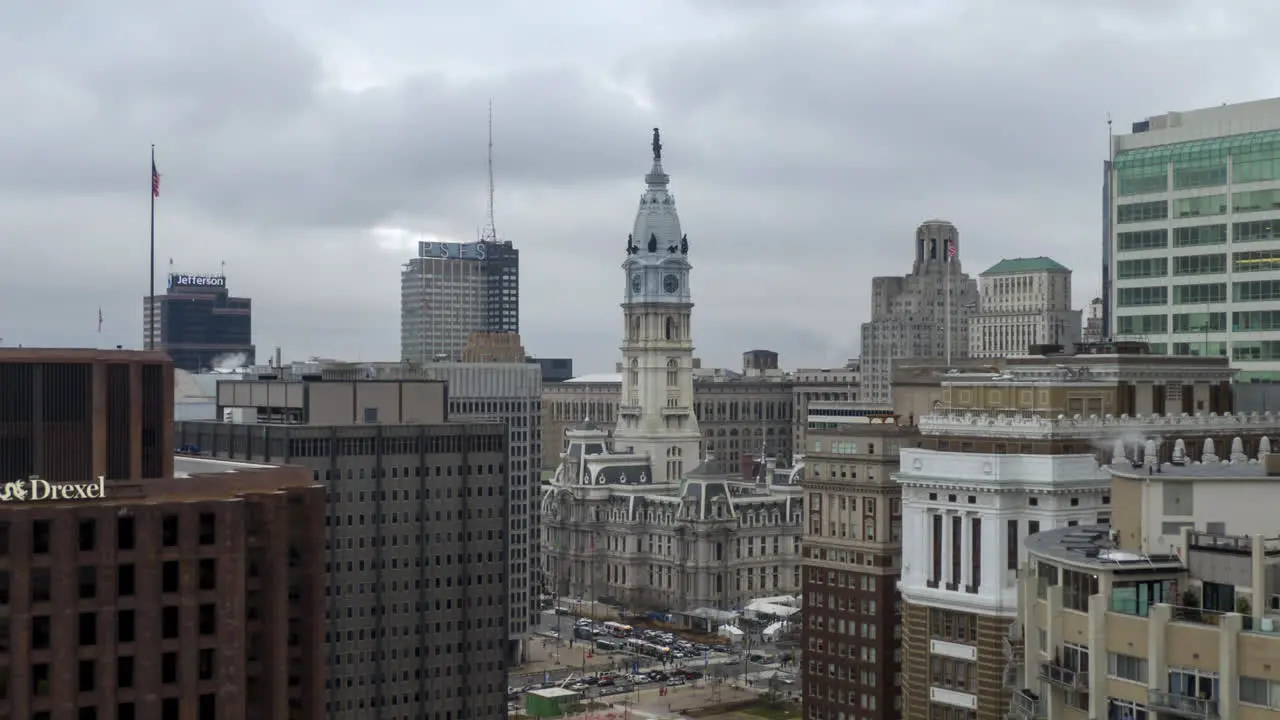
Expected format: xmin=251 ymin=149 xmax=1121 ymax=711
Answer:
xmin=143 ymin=272 xmax=254 ymax=372
xmin=0 ymin=348 xmax=326 ymax=720
xmin=401 ymin=240 xmax=520 ymax=364
xmin=800 ymin=404 xmax=912 ymax=720
xmin=860 ymin=220 xmax=979 ymax=404
xmin=1109 ymin=97 xmax=1280 ymax=381
xmin=175 ymin=378 xmax=512 ymax=719
xmin=968 ymin=257 xmax=1082 ymax=358
xmin=418 ymin=361 xmax=542 ymax=662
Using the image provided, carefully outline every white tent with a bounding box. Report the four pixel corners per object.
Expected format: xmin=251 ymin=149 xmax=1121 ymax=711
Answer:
xmin=744 ymin=599 xmax=800 ymax=620
xmin=717 ymin=624 xmax=745 ymax=644
xmin=762 ymin=621 xmax=787 ymax=641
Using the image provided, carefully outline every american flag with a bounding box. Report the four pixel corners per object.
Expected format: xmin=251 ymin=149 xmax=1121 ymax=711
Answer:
xmin=152 ymin=160 xmax=161 ymax=198
xmin=946 ymin=238 xmax=957 ymax=259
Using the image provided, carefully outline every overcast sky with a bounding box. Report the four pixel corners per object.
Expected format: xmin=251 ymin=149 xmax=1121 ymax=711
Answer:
xmin=2 ymin=0 xmax=1275 ymax=373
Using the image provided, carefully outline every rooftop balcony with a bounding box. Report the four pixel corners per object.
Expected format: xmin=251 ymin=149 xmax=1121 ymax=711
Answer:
xmin=1147 ymin=689 xmax=1219 ymax=720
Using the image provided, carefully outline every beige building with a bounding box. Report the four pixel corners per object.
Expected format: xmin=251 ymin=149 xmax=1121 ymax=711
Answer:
xmin=1014 ymin=440 xmax=1280 ymax=720
xmin=969 ymin=257 xmax=1082 ymax=358
xmin=896 ymin=344 xmax=1239 ymax=720
xmin=801 ymin=410 xmax=917 ymax=720
xmin=791 ymin=364 xmax=862 ymax=457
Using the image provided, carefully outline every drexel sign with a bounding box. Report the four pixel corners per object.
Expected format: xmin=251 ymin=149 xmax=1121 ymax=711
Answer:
xmin=0 ymin=476 xmax=106 ymax=502
xmin=169 ymin=274 xmax=226 ymax=288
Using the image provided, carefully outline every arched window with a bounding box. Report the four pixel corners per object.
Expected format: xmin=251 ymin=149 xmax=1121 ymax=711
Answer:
xmin=631 ymin=316 xmax=641 ymax=339
xmin=665 ymin=316 xmax=677 ymax=340
xmin=629 ymin=358 xmax=639 ymax=388
xmin=666 ymin=358 xmax=678 ymax=386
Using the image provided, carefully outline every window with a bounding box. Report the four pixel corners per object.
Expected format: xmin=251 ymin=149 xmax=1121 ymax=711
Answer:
xmin=363 ymin=407 xmax=379 ymax=424
xmin=79 ymin=659 xmax=96 ymax=692
xmin=198 ymin=513 xmax=216 ymax=545
xmin=1117 ymin=286 xmax=1168 ymax=307
xmin=1116 ymin=314 xmax=1168 ymax=335
xmin=117 ymin=516 xmax=135 ymax=550
xmin=1235 ymin=219 xmax=1280 ymax=243
xmin=1116 ymin=229 xmax=1167 ymax=251
xmin=78 ymin=519 xmax=96 ymax=552
xmin=1233 ymin=188 xmax=1280 ymax=213
xmin=199 ymin=604 xmax=216 ymax=635
xmin=1173 ymin=253 xmax=1226 ymax=276
xmin=1240 ymin=676 xmax=1280 ymax=708
xmin=161 ymin=515 xmax=179 ymax=547
xmin=1117 ymin=201 xmax=1168 ymax=224
xmin=199 ymin=558 xmax=216 ymax=590
xmin=1116 ymin=257 xmax=1168 ymax=279
xmin=32 ymin=520 xmax=51 ymax=554
xmin=1234 ymin=310 xmax=1280 ymax=332
xmin=1236 ymin=279 xmax=1280 ymax=303
xmin=117 ymin=610 xmax=135 ymax=643
xmin=162 ymin=652 xmax=178 ymax=684
xmin=117 ymin=565 xmax=135 ymax=596
xmin=31 ymin=567 xmax=51 ymax=602
xmin=163 ymin=561 xmax=180 ymax=593
xmin=929 ymin=609 xmax=976 ymax=643
xmin=79 ymin=612 xmax=96 ymax=645
xmin=1108 ymin=652 xmax=1148 ymax=683
xmin=1173 ymin=283 xmax=1226 ymax=305
xmin=118 ymin=657 xmax=135 ymax=688
xmin=1173 ymin=194 xmax=1227 ymax=218
xmin=162 ymin=606 xmax=179 ymax=639
xmin=78 ymin=565 xmax=96 ymax=599
xmin=1172 ymin=312 xmax=1226 ymax=333
xmin=1062 ymin=569 xmax=1099 ymax=612
xmin=1006 ymin=519 xmax=1019 ymax=571
xmin=1173 ymin=224 xmax=1227 ymax=247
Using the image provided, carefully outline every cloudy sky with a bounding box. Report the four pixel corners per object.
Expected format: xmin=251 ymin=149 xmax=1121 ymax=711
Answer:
xmin=1 ymin=0 xmax=1274 ymax=373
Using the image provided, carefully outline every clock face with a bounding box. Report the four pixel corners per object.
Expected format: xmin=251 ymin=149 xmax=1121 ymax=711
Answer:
xmin=631 ymin=274 xmax=642 ymax=294
xmin=663 ymin=274 xmax=680 ymax=294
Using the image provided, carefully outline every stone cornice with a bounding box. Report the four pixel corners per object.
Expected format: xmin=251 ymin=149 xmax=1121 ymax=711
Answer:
xmin=918 ymin=411 xmax=1280 ymax=440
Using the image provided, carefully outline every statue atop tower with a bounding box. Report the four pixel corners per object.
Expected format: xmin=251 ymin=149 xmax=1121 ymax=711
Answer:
xmin=652 ymin=127 xmax=662 ymax=162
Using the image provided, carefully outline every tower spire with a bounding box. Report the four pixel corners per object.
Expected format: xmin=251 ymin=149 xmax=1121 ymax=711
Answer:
xmin=481 ymin=100 xmax=497 ymax=242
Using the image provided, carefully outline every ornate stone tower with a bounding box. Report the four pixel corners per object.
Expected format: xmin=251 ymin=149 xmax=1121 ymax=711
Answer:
xmin=614 ymin=128 xmax=702 ymax=484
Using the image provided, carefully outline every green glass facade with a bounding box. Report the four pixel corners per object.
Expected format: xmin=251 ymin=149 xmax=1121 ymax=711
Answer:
xmin=1115 ymin=128 xmax=1280 ymax=197
xmin=1112 ymin=126 xmax=1280 ymax=377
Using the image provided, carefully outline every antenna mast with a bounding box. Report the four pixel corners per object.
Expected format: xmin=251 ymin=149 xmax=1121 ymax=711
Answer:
xmin=482 ymin=100 xmax=497 ymax=242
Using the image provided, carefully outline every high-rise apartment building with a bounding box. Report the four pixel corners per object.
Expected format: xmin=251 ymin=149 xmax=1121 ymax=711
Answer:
xmin=1013 ymin=445 xmax=1280 ymax=720
xmin=969 ymin=258 xmax=1082 ymax=358
xmin=896 ymin=344 xmax=1237 ymax=720
xmin=1109 ymin=97 xmax=1280 ymax=381
xmin=0 ymin=348 xmax=326 ymax=720
xmin=143 ymin=272 xmax=254 ymax=372
xmin=175 ymin=378 xmax=512 ymax=720
xmin=860 ymin=220 xmax=979 ymax=404
xmin=401 ymin=240 xmax=519 ymax=364
xmin=800 ymin=404 xmax=913 ymax=720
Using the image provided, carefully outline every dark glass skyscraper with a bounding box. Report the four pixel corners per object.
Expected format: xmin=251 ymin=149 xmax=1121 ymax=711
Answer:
xmin=144 ymin=272 xmax=254 ymax=372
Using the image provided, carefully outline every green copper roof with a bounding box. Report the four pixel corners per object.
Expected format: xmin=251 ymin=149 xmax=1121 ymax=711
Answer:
xmin=981 ymin=257 xmax=1070 ymax=275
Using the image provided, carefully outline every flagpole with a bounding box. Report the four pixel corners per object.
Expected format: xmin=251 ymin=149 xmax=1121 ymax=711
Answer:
xmin=149 ymin=144 xmax=156 ymax=350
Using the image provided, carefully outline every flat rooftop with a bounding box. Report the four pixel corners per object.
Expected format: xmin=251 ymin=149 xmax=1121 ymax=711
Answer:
xmin=174 ymin=455 xmax=279 ymax=478
xmin=1026 ymin=523 xmax=1182 ymax=570
xmin=527 ymin=687 xmax=579 ymax=698
xmin=1109 ymin=461 xmax=1273 ymax=481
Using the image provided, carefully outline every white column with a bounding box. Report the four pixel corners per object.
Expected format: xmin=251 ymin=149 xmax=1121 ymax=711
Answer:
xmin=961 ymin=512 xmax=974 ymax=590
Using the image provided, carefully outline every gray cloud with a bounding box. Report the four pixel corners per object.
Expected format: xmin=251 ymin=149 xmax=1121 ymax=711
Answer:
xmin=2 ymin=0 xmax=1278 ymax=373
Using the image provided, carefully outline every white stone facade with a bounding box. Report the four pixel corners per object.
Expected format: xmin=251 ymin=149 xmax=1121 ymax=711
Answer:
xmin=969 ymin=258 xmax=1083 ymax=358
xmin=860 ymin=220 xmax=979 ymax=404
xmin=896 ymin=449 xmax=1111 ymax=617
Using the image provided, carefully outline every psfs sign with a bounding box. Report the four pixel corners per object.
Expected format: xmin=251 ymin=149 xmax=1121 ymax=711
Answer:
xmin=0 ymin=476 xmax=106 ymax=502
xmin=418 ymin=241 xmax=489 ymax=260
xmin=169 ymin=274 xmax=226 ymax=288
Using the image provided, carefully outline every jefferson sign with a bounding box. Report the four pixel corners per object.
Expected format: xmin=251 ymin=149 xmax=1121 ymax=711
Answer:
xmin=169 ymin=274 xmax=226 ymax=288
xmin=0 ymin=476 xmax=106 ymax=502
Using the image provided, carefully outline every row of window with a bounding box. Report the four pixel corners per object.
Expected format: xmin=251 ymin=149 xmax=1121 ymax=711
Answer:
xmin=1119 ymin=222 xmax=1280 ymax=251
xmin=1118 ymin=187 xmax=1280 ymax=216
xmin=1116 ymin=280 xmax=1280 ymax=307
xmin=1117 ymin=250 xmax=1280 ymax=278
xmin=1111 ymin=310 xmax=1280 ymax=334
xmin=0 ymin=513 xmax=217 ymax=556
